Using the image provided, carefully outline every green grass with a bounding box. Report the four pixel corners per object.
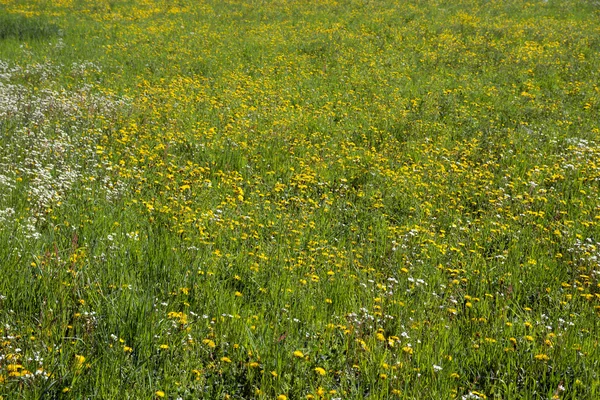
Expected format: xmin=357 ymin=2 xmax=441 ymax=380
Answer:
xmin=0 ymin=0 xmax=599 ymax=398
xmin=0 ymin=11 xmax=59 ymax=41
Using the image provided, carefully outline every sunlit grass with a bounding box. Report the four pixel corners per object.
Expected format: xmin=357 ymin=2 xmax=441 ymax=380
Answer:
xmin=0 ymin=0 xmax=599 ymax=398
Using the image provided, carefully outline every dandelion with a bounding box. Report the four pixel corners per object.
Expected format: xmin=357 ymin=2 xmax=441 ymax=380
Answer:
xmin=314 ymin=367 xmax=326 ymax=376
xmin=75 ymin=354 xmax=86 ymax=366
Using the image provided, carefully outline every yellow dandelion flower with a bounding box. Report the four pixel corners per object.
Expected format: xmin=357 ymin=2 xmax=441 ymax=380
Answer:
xmin=314 ymin=367 xmax=326 ymax=376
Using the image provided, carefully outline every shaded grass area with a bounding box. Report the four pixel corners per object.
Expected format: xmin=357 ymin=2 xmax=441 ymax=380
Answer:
xmin=0 ymin=11 xmax=59 ymax=41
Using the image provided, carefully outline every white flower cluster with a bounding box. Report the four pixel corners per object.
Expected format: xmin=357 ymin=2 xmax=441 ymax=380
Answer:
xmin=0 ymin=60 xmax=131 ymax=238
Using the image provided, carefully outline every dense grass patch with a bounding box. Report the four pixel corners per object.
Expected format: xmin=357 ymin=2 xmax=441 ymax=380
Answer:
xmin=0 ymin=12 xmax=59 ymax=41
xmin=0 ymin=0 xmax=599 ymax=399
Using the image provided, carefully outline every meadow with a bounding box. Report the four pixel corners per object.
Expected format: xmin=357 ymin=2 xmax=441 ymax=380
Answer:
xmin=0 ymin=0 xmax=599 ymax=398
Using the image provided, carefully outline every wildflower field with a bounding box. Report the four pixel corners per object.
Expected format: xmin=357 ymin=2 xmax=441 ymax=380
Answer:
xmin=1 ymin=0 xmax=599 ymax=398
